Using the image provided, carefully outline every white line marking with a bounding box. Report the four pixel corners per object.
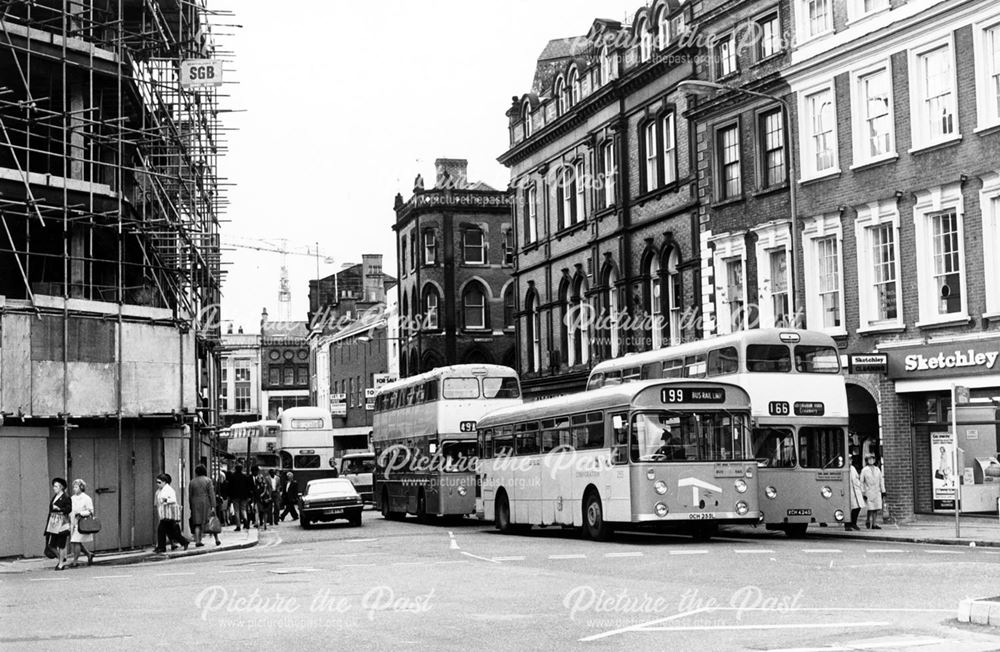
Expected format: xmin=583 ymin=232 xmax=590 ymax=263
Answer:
xmin=448 ymin=531 xmax=460 ymax=550
xmin=433 ymin=560 xmax=470 ymax=565
xmin=344 ymin=538 xmax=378 ymax=543
xmin=866 ymin=549 xmax=907 ymax=554
xmin=802 ymin=549 xmax=842 ymax=554
xmin=29 ymin=577 xmax=68 ymax=582
xmin=493 ymin=556 xmax=526 ymax=562
xmin=579 ymin=607 xmax=714 ymax=642
xmin=341 ymin=563 xmax=377 ymax=568
xmin=734 ymin=549 xmax=775 ymax=554
xmin=669 ymin=550 xmax=709 ymax=555
xmin=925 ymin=550 xmax=964 ymax=555
xmin=268 ymin=568 xmax=321 ymax=574
xmin=391 ymin=562 xmax=425 ymax=566
xmin=639 ymin=621 xmax=891 ymax=633
xmin=460 ymin=551 xmax=501 ymax=564
xmin=218 ymin=569 xmax=255 ymax=574
xmin=549 ymin=554 xmax=587 ymax=560
xmin=605 ymin=552 xmax=644 ymax=558
xmin=93 ymin=575 xmax=132 ymax=579
xmin=156 ymin=572 xmax=195 ymax=577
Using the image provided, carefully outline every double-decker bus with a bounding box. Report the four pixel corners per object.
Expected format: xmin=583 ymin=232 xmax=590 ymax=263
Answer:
xmin=223 ymin=420 xmax=280 ymax=472
xmin=477 ymin=379 xmax=758 ymax=540
xmin=278 ymin=407 xmax=338 ymax=485
xmin=373 ymin=365 xmax=522 ymax=521
xmin=587 ymin=329 xmax=849 ymax=536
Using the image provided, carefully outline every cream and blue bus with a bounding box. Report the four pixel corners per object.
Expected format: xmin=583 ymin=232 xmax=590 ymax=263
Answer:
xmin=373 ymin=365 xmax=522 ymax=521
xmin=477 ymin=379 xmax=758 ymax=540
xmin=586 ymin=329 xmax=849 ymax=536
xmin=278 ymin=407 xmax=338 ymax=485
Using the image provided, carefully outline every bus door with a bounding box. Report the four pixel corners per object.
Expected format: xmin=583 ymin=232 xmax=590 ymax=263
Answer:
xmin=604 ymin=412 xmax=632 ymax=522
xmin=751 ymin=426 xmax=799 ymax=526
xmin=796 ymin=425 xmax=849 ymax=525
xmin=540 ymin=417 xmax=573 ymax=525
xmin=513 ymin=422 xmax=542 ymax=524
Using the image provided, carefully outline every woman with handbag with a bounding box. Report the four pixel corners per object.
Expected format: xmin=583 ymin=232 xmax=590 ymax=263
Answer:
xmin=45 ymin=478 xmax=72 ymax=571
xmin=69 ymin=478 xmax=96 ymax=567
xmin=189 ymin=465 xmax=220 ymax=547
xmin=154 ymin=473 xmax=189 ymax=553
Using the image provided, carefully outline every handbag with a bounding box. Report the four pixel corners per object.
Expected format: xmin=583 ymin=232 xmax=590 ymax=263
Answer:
xmin=78 ymin=515 xmax=102 ymax=534
xmin=43 ymin=543 xmax=57 ymax=559
xmin=157 ymin=502 xmax=182 ymax=521
xmin=45 ymin=512 xmax=70 ymax=535
xmin=205 ymin=514 xmax=222 ymax=535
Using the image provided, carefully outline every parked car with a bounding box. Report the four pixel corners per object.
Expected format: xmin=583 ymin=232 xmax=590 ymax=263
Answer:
xmin=298 ymin=478 xmax=363 ymax=527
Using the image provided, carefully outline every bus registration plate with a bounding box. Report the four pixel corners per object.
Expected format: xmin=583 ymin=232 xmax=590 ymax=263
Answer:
xmin=786 ymin=508 xmax=812 ymax=516
xmin=688 ymin=513 xmax=717 ymax=520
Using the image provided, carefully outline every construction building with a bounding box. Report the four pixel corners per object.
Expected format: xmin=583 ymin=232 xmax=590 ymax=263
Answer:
xmin=0 ymin=0 xmax=230 ymax=557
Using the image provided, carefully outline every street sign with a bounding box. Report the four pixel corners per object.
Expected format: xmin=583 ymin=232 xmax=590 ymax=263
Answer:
xmin=330 ymin=401 xmax=346 ymax=417
xmin=848 ymin=353 xmax=888 ymax=374
xmin=365 ymin=388 xmax=377 ymax=399
xmin=365 ymin=402 xmax=375 ymax=411
xmin=373 ymin=373 xmax=397 ymax=389
xmin=180 ymin=59 xmax=223 ymax=88
xmin=330 ymin=393 xmax=346 ymax=401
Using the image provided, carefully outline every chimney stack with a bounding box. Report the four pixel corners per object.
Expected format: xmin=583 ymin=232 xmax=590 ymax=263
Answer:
xmin=434 ymin=158 xmax=468 ymax=189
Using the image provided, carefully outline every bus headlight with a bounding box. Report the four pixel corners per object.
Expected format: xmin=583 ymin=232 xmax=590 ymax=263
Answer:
xmin=654 ymin=480 xmax=668 ymax=495
xmin=765 ymin=486 xmax=777 ymax=499
xmin=654 ymin=502 xmax=669 ymax=518
xmin=734 ymin=479 xmax=748 ymax=493
xmin=745 ymin=467 xmax=754 ymax=479
xmin=646 ymin=469 xmax=656 ymax=481
xmin=821 ymin=486 xmax=832 ymax=499
xmin=457 ymin=485 xmax=467 ymax=496
xmin=735 ymin=501 xmax=749 ymax=516
xmin=834 ymin=509 xmax=845 ymax=522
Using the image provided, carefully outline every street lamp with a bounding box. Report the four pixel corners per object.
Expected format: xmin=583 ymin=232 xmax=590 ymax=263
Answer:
xmin=678 ymin=79 xmax=799 ymax=325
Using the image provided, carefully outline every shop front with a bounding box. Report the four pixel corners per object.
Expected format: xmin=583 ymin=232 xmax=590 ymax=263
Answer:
xmin=883 ymin=337 xmax=1000 ymax=515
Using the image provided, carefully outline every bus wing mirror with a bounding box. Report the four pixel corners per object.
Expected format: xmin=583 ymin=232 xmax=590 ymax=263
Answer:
xmin=612 ymin=415 xmax=623 ymax=430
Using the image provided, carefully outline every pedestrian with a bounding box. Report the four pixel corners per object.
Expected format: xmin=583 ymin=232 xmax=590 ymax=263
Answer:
xmin=846 ymin=456 xmax=864 ymax=531
xmin=267 ymin=469 xmax=281 ymax=526
xmin=280 ymin=471 xmax=299 ymax=522
xmin=229 ymin=464 xmax=251 ymax=531
xmin=251 ymin=465 xmax=270 ymax=531
xmin=217 ymin=469 xmax=231 ymax=526
xmin=189 ymin=465 xmax=220 ymax=547
xmin=44 ymin=477 xmax=72 ymax=571
xmin=860 ymin=455 xmax=886 ymax=529
xmin=69 ymin=478 xmax=96 ymax=567
xmin=154 ymin=473 xmax=189 ymax=553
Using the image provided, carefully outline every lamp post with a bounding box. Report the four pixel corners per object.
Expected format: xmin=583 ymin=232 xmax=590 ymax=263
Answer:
xmin=678 ymin=80 xmax=799 ymax=326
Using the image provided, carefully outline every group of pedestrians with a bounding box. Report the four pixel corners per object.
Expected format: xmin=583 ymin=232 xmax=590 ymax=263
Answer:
xmin=846 ymin=455 xmax=887 ymax=530
xmin=215 ymin=466 xmax=299 ymax=530
xmin=43 ymin=478 xmax=96 ymax=571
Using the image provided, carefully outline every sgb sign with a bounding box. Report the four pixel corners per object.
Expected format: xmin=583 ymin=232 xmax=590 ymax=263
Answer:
xmin=181 ymin=59 xmax=223 ymax=88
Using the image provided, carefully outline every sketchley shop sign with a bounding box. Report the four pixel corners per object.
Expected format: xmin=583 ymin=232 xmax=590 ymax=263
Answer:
xmin=886 ymin=338 xmax=1000 ymax=379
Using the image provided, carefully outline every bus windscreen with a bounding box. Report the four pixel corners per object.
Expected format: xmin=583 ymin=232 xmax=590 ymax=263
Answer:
xmin=631 ymin=411 xmax=748 ymax=462
xmin=483 ymin=377 xmax=520 ymax=399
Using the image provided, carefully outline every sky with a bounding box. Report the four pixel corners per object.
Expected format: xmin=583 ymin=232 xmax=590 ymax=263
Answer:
xmin=214 ymin=0 xmax=640 ymax=333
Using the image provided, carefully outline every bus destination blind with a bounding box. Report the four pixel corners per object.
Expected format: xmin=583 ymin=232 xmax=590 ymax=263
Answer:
xmin=661 ymin=387 xmax=727 ymax=404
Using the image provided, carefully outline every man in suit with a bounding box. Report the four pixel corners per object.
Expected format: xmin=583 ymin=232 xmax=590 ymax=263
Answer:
xmin=229 ymin=465 xmax=252 ymax=532
xmin=280 ymin=472 xmax=300 ymax=522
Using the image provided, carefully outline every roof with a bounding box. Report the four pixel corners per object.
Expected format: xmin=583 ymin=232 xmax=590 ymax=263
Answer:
xmin=261 ymin=320 xmax=309 ymax=339
xmin=376 ymin=364 xmax=518 ymax=396
xmin=538 ymin=36 xmax=585 ymax=62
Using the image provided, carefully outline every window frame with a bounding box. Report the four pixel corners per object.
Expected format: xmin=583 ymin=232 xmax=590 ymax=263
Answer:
xmin=524 ymin=184 xmax=538 ymax=244
xmin=462 ymin=283 xmax=489 ymax=331
xmin=574 ymin=159 xmax=586 ymax=224
xmin=974 ymin=16 xmax=1000 ymax=131
xmin=662 ymin=111 xmax=677 ymax=187
xmin=913 ymin=183 xmax=968 ymax=326
xmin=462 ymin=228 xmax=486 ymax=265
xmin=850 ymin=60 xmax=896 ymax=168
xmin=600 ymin=139 xmax=616 ymax=209
xmin=756 ymin=12 xmax=781 ymax=61
xmin=855 ymin=199 xmax=903 ymax=331
xmin=981 ymin=171 xmax=1000 ymax=317
xmin=801 ymin=213 xmax=846 ymax=336
xmin=715 ymin=32 xmax=737 ymax=79
xmin=751 ymin=221 xmax=793 ymax=329
xmin=797 ymin=81 xmax=839 ymax=180
xmin=502 ymin=285 xmax=515 ymax=330
xmin=642 ymin=120 xmax=659 ymax=193
xmin=757 ymin=108 xmax=787 ymax=189
xmin=715 ymin=121 xmax=742 ymax=201
xmin=797 ymin=0 xmax=833 ymax=43
xmin=422 ymin=229 xmax=437 ymax=266
xmin=908 ymin=35 xmax=960 ymax=152
xmin=423 ymin=284 xmax=440 ymax=330
xmin=709 ymin=231 xmax=747 ymax=335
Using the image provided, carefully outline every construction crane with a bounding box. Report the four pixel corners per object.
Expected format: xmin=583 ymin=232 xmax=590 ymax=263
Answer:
xmin=221 ymin=235 xmax=338 ymax=321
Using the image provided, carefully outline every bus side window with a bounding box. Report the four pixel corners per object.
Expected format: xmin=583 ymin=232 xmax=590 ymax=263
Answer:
xmin=611 ymin=413 xmax=628 ymax=465
xmin=640 ymin=364 xmax=659 ymax=380
xmin=515 ymin=422 xmax=540 ymax=456
xmin=494 ymin=426 xmax=514 ymax=457
xmin=707 ymin=346 xmax=739 ymax=376
xmin=573 ymin=413 xmax=605 ymax=450
xmin=425 ymin=381 xmax=439 ymax=401
xmin=540 ymin=419 xmax=558 ymax=453
xmin=480 ymin=429 xmax=493 ymax=459
xmin=587 ymin=373 xmax=604 ymax=390
xmin=662 ymin=359 xmax=684 ymax=378
xmin=622 ymin=367 xmax=641 ymax=382
xmin=684 ymin=354 xmax=707 ymax=378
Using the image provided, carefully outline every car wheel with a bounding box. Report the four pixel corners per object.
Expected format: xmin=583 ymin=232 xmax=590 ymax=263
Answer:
xmin=300 ymin=516 xmax=311 ymax=529
xmin=350 ymin=513 xmax=362 ymax=527
xmin=583 ymin=491 xmax=612 ymax=541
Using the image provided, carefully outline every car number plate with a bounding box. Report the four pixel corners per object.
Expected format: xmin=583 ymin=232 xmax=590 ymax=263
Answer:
xmin=324 ymin=508 xmax=344 ymax=515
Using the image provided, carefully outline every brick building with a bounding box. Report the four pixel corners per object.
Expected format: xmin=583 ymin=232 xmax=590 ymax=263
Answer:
xmin=783 ymin=0 xmax=1000 ymax=520
xmin=500 ymin=6 xmax=702 ymax=400
xmin=260 ymin=309 xmax=311 ymax=418
xmin=307 ymin=254 xmax=396 ymax=330
xmin=392 ymin=159 xmax=516 ymax=377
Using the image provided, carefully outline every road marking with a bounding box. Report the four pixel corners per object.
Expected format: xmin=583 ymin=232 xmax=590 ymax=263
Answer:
xmin=93 ymin=575 xmax=132 ymax=579
xmin=866 ymin=549 xmax=907 ymax=554
xmin=734 ymin=549 xmax=775 ymax=554
xmin=549 ymin=554 xmax=587 ymax=560
xmin=156 ymin=572 xmax=195 ymax=577
xmin=640 ymin=621 xmax=891 ymax=633
xmin=29 ymin=577 xmax=68 ymax=582
xmin=341 ymin=563 xmax=377 ymax=568
xmin=448 ymin=531 xmax=460 ymax=550
xmin=433 ymin=560 xmax=470 ymax=565
xmin=668 ymin=550 xmax=708 ymax=556
xmin=344 ymin=538 xmax=378 ymax=543
xmin=925 ymin=550 xmax=964 ymax=555
xmin=802 ymin=549 xmax=842 ymax=554
xmin=460 ymin=551 xmax=501 ymax=564
xmin=391 ymin=561 xmax=425 ymax=567
xmin=493 ymin=556 xmax=526 ymax=562
xmin=268 ymin=568 xmax=322 ymax=575
xmin=218 ymin=569 xmax=255 ymax=574
xmin=605 ymin=552 xmax=644 ymax=558
xmin=579 ymin=607 xmax=714 ymax=642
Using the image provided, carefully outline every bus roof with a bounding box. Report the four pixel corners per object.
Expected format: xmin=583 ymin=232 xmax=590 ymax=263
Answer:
xmin=588 ymin=329 xmax=838 ymax=376
xmin=376 ymin=364 xmax=518 ymax=396
xmin=279 ymin=407 xmax=332 ymax=423
xmin=477 ymin=379 xmax=750 ymax=429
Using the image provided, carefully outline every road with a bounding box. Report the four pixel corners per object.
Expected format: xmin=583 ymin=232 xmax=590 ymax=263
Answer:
xmin=3 ymin=511 xmax=999 ymax=651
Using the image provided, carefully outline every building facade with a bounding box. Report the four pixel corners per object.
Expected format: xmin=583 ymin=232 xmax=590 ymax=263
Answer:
xmin=0 ymin=1 xmax=226 ymax=556
xmin=500 ymin=8 xmax=702 ymax=400
xmin=260 ymin=310 xmax=311 ymax=419
xmin=393 ymin=159 xmax=517 ymax=377
xmin=218 ymin=329 xmax=263 ymax=428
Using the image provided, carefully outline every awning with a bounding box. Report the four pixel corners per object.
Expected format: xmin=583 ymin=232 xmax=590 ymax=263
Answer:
xmin=331 ymin=426 xmax=372 ymax=438
xmin=894 ymin=375 xmax=1000 ymax=394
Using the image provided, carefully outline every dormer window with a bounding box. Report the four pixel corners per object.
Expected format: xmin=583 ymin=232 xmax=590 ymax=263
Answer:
xmin=569 ymin=68 xmax=581 ymax=105
xmin=639 ymin=19 xmax=652 ymax=62
xmin=657 ymin=10 xmax=669 ymax=50
xmin=600 ymin=45 xmax=614 ymax=83
xmin=522 ymin=101 xmax=532 ymax=138
xmin=556 ymin=77 xmax=567 ymax=115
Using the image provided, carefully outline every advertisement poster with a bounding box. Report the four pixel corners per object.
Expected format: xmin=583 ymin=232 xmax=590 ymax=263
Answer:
xmin=931 ymin=432 xmax=957 ymax=511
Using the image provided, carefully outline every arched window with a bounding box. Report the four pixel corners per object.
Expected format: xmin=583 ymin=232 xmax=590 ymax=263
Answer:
xmin=569 ymin=275 xmax=592 ymax=367
xmin=400 ymin=351 xmax=409 ymax=377
xmin=569 ymin=67 xmax=581 ymax=105
xmin=600 ymin=45 xmax=614 ymax=84
xmin=522 ymin=101 xmax=532 ymax=138
xmin=648 ymin=254 xmax=664 ymax=349
xmin=638 ymin=19 xmax=652 ymax=62
xmin=503 ymin=285 xmax=515 ymax=329
xmin=411 ymin=287 xmax=418 ymax=331
xmin=462 ymin=283 xmax=488 ymax=330
xmin=603 ymin=266 xmax=620 ymax=359
xmin=555 ymin=77 xmax=567 ymax=115
xmin=401 ymin=292 xmax=409 ymax=335
xmin=664 ymin=249 xmax=682 ymax=345
xmin=657 ymin=9 xmax=670 ymax=50
xmin=526 ymin=290 xmax=541 ymax=373
xmin=558 ymin=278 xmax=571 ymax=366
xmin=422 ymin=284 xmax=440 ymax=330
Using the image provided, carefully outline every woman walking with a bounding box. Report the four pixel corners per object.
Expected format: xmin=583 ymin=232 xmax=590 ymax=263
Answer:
xmin=189 ymin=465 xmax=220 ymax=547
xmin=860 ymin=456 xmax=886 ymax=529
xmin=251 ymin=465 xmax=270 ymax=531
xmin=846 ymin=455 xmax=865 ymax=531
xmin=154 ymin=473 xmax=189 ymax=553
xmin=45 ymin=478 xmax=72 ymax=571
xmin=69 ymin=479 xmax=96 ymax=566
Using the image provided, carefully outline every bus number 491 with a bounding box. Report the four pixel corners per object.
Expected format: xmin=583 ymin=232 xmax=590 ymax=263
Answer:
xmin=459 ymin=421 xmax=477 ymax=433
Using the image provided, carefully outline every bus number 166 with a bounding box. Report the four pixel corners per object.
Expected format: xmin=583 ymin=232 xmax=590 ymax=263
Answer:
xmin=768 ymin=401 xmax=790 ymax=416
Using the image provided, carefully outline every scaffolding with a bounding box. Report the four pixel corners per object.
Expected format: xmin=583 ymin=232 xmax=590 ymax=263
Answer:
xmin=0 ymin=0 xmax=231 ymax=326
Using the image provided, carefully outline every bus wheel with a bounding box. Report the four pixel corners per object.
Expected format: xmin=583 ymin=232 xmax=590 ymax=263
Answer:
xmin=583 ymin=491 xmax=612 ymax=541
xmin=381 ymin=489 xmax=401 ymax=521
xmin=495 ymin=491 xmax=513 ymax=534
xmin=784 ymin=523 xmax=808 ymax=538
xmin=693 ymin=523 xmax=718 ymax=541
xmin=416 ymin=490 xmax=429 ymax=523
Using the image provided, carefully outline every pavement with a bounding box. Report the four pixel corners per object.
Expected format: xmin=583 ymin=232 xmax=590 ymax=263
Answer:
xmin=0 ymin=524 xmax=259 ymax=574
xmin=728 ymin=513 xmax=1000 ymax=548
